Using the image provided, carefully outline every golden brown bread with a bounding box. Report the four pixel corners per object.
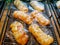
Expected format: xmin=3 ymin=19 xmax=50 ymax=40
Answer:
xmin=29 ymin=24 xmax=54 ymax=45
xmin=13 ymin=11 xmax=33 ymax=24
xmin=10 ymin=21 xmax=28 ymax=45
xmin=14 ymin=0 xmax=28 ymax=12
xmin=30 ymin=10 xmax=50 ymax=26
xmin=30 ymin=1 xmax=44 ymax=12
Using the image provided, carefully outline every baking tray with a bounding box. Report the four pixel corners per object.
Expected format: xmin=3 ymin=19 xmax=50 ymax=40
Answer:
xmin=0 ymin=0 xmax=5 ymax=12
xmin=48 ymin=0 xmax=60 ymax=37
xmin=50 ymin=0 xmax=60 ymax=23
xmin=53 ymin=1 xmax=60 ymax=17
xmin=0 ymin=1 xmax=59 ymax=45
xmin=0 ymin=0 xmax=6 ymax=20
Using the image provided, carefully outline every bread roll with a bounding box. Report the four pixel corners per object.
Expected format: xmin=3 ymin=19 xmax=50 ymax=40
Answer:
xmin=30 ymin=10 xmax=50 ymax=26
xmin=29 ymin=24 xmax=54 ymax=45
xmin=10 ymin=21 xmax=28 ymax=45
xmin=13 ymin=11 xmax=33 ymax=24
xmin=30 ymin=1 xmax=44 ymax=12
xmin=14 ymin=0 xmax=28 ymax=12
